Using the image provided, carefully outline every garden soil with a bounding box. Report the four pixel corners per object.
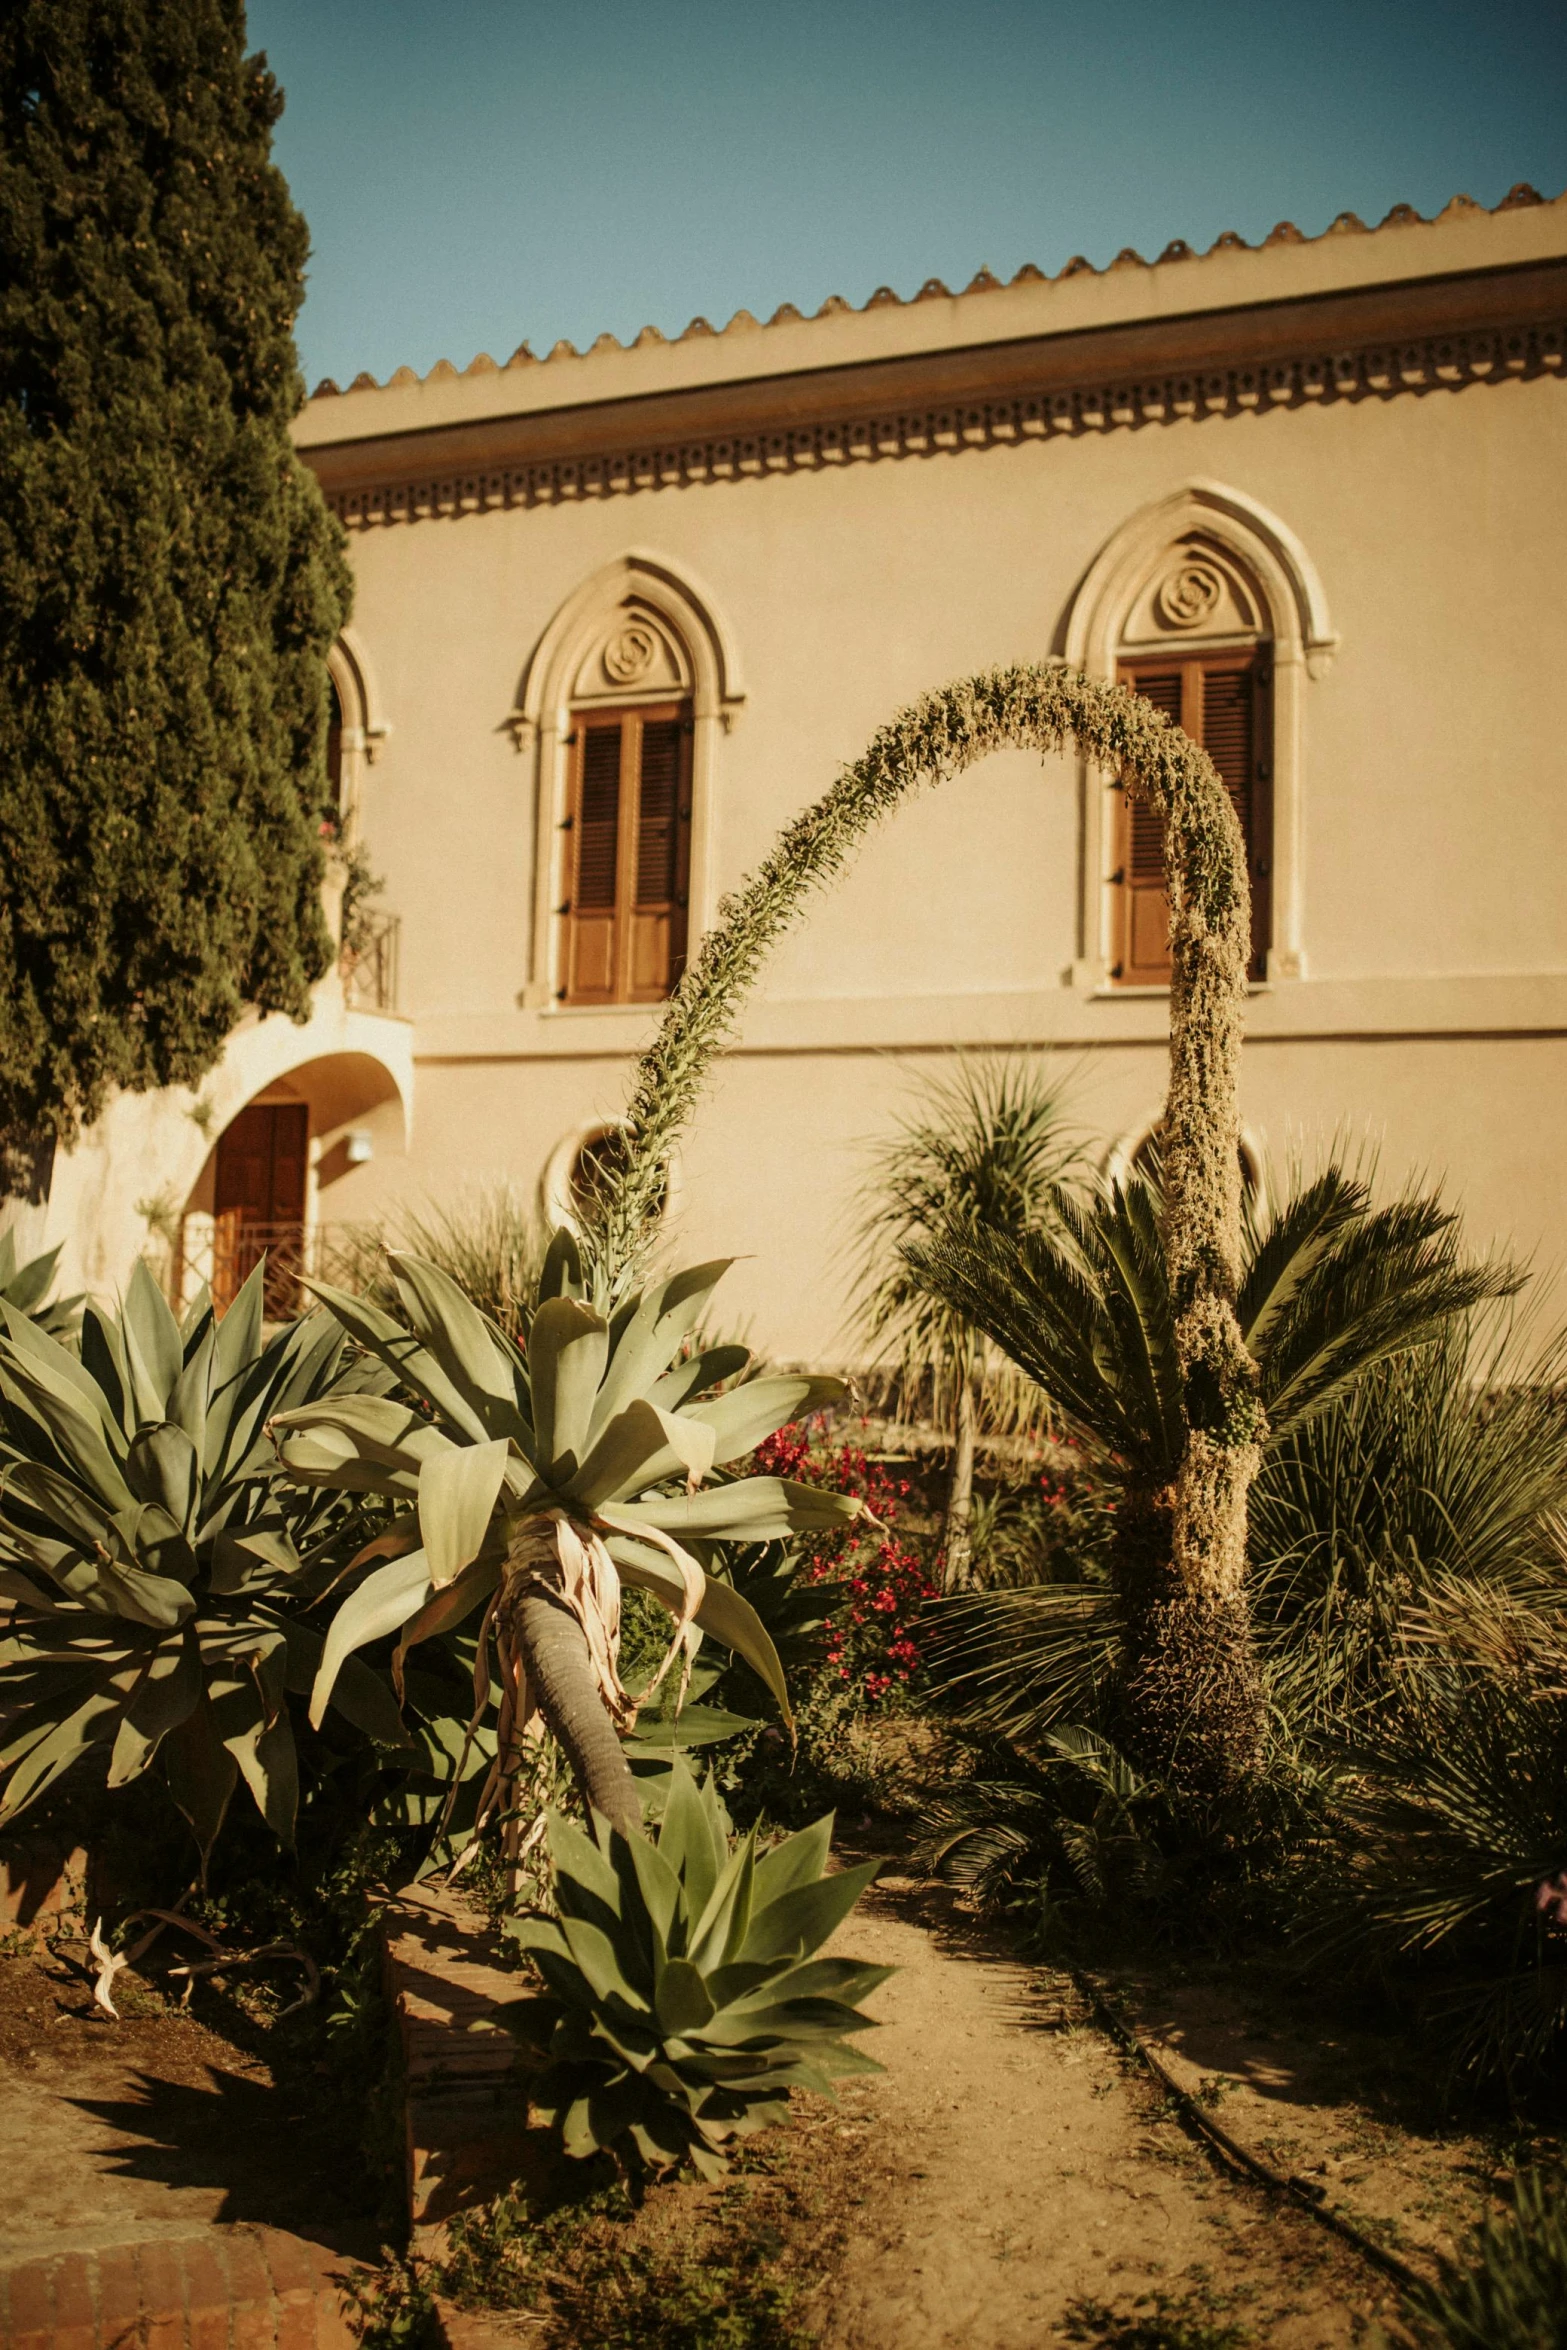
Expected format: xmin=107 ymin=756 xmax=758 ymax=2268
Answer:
xmin=0 ymin=1878 xmax=1507 ymax=2348
xmin=0 ymin=1946 xmax=383 ymax=2270
xmin=808 ymin=1871 xmax=1501 ymax=2349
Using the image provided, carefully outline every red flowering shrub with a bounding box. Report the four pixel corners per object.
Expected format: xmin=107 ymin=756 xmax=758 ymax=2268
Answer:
xmin=751 ymin=1420 xmax=938 ymax=1702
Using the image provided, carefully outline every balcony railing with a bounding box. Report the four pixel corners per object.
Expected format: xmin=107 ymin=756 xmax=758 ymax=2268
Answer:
xmin=341 ymin=909 xmax=400 ymax=1012
xmin=172 ymin=1214 xmax=369 ymax=1320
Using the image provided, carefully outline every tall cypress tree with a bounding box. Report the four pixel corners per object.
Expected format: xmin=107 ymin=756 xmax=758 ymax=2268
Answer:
xmin=0 ymin=0 xmax=349 ymax=1180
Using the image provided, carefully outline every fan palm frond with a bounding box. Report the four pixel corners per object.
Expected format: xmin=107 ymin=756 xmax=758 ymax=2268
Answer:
xmin=849 ymin=1052 xmax=1084 ymax=1432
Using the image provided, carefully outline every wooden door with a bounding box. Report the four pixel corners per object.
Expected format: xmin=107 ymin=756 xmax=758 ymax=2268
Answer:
xmin=212 ymin=1102 xmax=309 ymax=1315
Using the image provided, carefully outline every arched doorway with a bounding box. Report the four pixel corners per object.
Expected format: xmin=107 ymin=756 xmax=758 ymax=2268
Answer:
xmin=174 ymin=1051 xmax=405 ymax=1317
xmin=209 ymin=1090 xmax=310 ymax=1315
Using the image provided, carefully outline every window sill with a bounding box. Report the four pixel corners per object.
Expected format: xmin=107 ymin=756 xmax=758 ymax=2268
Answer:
xmin=1090 ymin=981 xmax=1275 ymax=1000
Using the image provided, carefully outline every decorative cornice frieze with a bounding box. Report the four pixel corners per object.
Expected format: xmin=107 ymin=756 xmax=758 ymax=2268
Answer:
xmin=318 ymin=314 xmax=1565 ymax=533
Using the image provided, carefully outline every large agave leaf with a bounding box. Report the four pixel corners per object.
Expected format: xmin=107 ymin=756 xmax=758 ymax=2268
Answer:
xmin=162 ymin=1697 xmax=240 ymax=1865
xmin=126 ymin=1424 xmax=201 ymax=1535
xmin=279 ymin=1619 xmax=414 ymax=1748
xmin=603 ymin=1533 xmax=792 ymax=1725
xmin=302 ymin=1277 xmax=494 ymax=1443
xmin=751 ymin=1814 xmax=835 ymax=1909
xmin=0 ymin=1321 xmax=136 ymax=1507
xmin=647 ymin=1345 xmax=752 ymax=1414
xmin=657 ymin=1764 xmax=728 ymax=1927
xmin=386 ymin=1252 xmax=532 ymax=1442
xmin=0 ymin=1683 xmax=134 ymax=1821
xmin=603 ymin=1477 xmax=866 ymax=1543
xmin=212 ymin=1260 xmax=268 ymax=1389
xmin=120 ymin=1260 xmax=185 ymax=1421
xmin=680 ymin=1375 xmax=848 ymax=1468
xmin=419 ymin=1438 xmax=511 ymax=1588
xmin=567 ymin=1400 xmax=718 ymax=1512
xmin=307 ymin=1550 xmax=434 ymax=1726
xmin=106 ymin=1637 xmax=202 ymax=1787
xmin=528 ymin=1297 xmax=608 ymax=1474
xmin=742 ymin=1858 xmax=882 ymax=1967
xmin=585 ymin=1260 xmax=735 ymax=1441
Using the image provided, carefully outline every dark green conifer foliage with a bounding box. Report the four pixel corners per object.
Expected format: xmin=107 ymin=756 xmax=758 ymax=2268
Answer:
xmin=0 ymin=0 xmax=349 ymax=1172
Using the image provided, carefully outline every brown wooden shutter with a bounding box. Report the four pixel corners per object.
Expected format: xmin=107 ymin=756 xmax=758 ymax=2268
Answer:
xmin=565 ymin=719 xmax=624 ymax=1001
xmin=1114 ymin=650 xmax=1271 ymax=984
xmin=628 ymin=715 xmax=690 ymax=999
xmin=563 ymin=704 xmax=691 ymax=1004
xmin=1118 ymin=669 xmax=1183 ymax=984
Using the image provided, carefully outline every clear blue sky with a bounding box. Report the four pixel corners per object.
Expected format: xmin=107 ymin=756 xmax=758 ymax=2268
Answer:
xmin=247 ymin=0 xmax=1567 ymax=392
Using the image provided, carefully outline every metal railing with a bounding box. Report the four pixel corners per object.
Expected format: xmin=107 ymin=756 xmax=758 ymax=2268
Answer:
xmin=172 ymin=1215 xmax=369 ymax=1319
xmin=340 ymin=909 xmax=400 ymax=1012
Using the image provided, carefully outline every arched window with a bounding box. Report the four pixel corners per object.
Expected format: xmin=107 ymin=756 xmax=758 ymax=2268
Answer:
xmin=542 ymin=1120 xmax=672 ymax=1232
xmin=1061 ymin=481 xmax=1337 ymax=991
xmin=562 ymin=623 xmax=694 ymax=1004
xmin=324 ymin=628 xmax=390 ymax=836
xmin=510 ymin=553 xmax=746 ymax=1011
xmin=326 ymin=674 xmax=346 ymax=821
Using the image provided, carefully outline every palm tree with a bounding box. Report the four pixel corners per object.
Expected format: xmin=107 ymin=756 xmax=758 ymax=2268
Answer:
xmin=910 ymin=1156 xmax=1514 ymax=1788
xmin=849 ymin=1055 xmax=1082 ymax=1588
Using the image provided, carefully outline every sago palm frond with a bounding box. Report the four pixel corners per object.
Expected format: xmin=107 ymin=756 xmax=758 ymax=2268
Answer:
xmin=924 ymin=1579 xmax=1122 ymax=1742
xmin=907 ymin=1179 xmax=1184 ymax=1483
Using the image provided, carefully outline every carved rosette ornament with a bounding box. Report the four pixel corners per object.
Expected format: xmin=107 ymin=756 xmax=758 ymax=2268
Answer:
xmin=1156 ymin=559 xmax=1225 ymax=630
xmin=602 ymin=622 xmax=659 ymax=685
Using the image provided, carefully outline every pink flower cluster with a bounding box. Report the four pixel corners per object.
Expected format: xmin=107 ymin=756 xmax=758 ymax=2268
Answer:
xmin=753 ymin=1421 xmax=937 ymax=1700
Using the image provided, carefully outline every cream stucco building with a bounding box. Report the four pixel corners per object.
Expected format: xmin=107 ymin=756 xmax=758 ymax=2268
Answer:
xmin=25 ymin=185 xmax=1567 ymax=1359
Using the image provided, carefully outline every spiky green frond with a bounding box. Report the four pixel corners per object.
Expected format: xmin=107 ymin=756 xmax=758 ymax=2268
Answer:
xmin=0 ymin=1230 xmax=83 ymax=1340
xmin=907 ymin=1178 xmax=1184 ymax=1482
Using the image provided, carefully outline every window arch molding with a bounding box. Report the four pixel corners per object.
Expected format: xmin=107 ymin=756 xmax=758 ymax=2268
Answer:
xmin=1061 ymin=480 xmax=1337 ymax=988
xmin=511 ymin=552 xmax=746 ymax=1009
xmin=325 ymin=625 xmax=391 ymax=830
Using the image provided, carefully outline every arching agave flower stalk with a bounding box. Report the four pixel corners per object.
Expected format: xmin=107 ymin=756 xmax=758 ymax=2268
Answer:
xmin=270 ymin=1233 xmax=866 ymax=1843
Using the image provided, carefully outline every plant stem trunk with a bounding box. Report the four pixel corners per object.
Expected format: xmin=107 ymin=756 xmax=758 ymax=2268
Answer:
xmin=509 ymin=1583 xmax=644 ymax=1841
xmin=944 ymin=1372 xmax=977 ymax=1591
xmin=1111 ymin=1480 xmax=1262 ymax=1798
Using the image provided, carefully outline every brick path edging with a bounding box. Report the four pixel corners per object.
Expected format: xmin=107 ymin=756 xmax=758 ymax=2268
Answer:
xmin=0 ymin=2227 xmax=362 ymax=2350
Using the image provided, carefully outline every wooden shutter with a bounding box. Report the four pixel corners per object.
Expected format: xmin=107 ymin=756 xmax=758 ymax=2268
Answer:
xmin=1113 ymin=650 xmax=1272 ymax=984
xmin=563 ymin=704 xmax=691 ymax=1004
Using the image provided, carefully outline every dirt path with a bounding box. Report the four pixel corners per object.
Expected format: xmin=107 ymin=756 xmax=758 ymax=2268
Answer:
xmin=812 ymin=1874 xmax=1466 ymax=2349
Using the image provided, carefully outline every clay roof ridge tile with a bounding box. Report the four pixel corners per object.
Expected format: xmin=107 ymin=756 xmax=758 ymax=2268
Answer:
xmin=310 ymin=183 xmax=1567 ymax=398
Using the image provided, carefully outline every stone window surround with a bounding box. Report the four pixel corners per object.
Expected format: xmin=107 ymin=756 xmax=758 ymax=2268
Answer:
xmin=1061 ymin=479 xmax=1338 ymax=991
xmin=509 ymin=551 xmax=746 ymax=1011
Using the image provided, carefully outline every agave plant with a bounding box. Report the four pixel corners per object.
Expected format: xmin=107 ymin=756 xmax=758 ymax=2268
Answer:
xmin=0 ymin=1229 xmax=84 ymax=1339
xmin=270 ymin=1233 xmax=867 ymax=1844
xmin=0 ymin=1261 xmax=405 ymax=1860
xmin=499 ymin=1760 xmax=889 ymax=2175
